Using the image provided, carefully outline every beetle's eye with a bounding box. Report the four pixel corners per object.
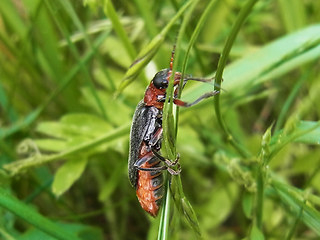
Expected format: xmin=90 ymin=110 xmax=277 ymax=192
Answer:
xmin=153 ymin=70 xmax=169 ymax=89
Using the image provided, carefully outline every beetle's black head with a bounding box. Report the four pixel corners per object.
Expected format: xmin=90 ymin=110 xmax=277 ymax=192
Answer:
xmin=152 ymin=69 xmax=170 ymax=89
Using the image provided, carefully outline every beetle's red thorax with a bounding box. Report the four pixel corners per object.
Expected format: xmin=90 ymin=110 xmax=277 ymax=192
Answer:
xmin=144 ymin=82 xmax=166 ymax=109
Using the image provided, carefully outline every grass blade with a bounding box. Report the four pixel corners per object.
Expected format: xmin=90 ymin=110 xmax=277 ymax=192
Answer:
xmin=0 ymin=188 xmax=81 ymax=240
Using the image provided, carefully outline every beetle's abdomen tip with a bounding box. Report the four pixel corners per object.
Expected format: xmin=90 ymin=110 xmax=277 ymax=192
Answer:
xmin=136 ymin=164 xmax=164 ymax=217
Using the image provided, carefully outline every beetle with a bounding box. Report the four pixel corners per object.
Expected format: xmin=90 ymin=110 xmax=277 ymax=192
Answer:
xmin=128 ymin=47 xmax=219 ymax=217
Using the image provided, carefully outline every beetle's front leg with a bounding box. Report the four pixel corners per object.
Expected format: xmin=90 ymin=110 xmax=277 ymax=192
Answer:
xmin=156 ymin=91 xmax=219 ymax=107
xmin=173 ymin=90 xmax=219 ymax=107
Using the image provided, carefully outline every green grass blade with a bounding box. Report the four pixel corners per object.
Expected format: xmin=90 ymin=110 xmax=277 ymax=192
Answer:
xmin=274 ymin=73 xmax=307 ymax=132
xmin=160 ymin=0 xmax=201 ymax=237
xmin=278 ymin=0 xmax=307 ymax=32
xmin=133 ymin=0 xmax=158 ymax=37
xmin=214 ymin=0 xmax=259 ymax=158
xmin=0 ymin=31 xmax=109 ymax=140
xmin=175 ymin=0 xmax=217 ymax=135
xmin=184 ymin=24 xmax=320 ymax=102
xmin=47 ymin=0 xmax=108 ymax=120
xmin=103 ymin=0 xmax=136 ymax=59
xmin=157 ymin=179 xmax=170 ymax=240
xmin=272 ymin=180 xmax=320 ymax=235
xmin=117 ymin=0 xmax=194 ymax=93
xmin=0 ymin=188 xmax=81 ymax=240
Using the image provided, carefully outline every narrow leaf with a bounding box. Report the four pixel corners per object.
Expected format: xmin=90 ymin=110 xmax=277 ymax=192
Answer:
xmin=52 ymin=157 xmax=88 ymax=197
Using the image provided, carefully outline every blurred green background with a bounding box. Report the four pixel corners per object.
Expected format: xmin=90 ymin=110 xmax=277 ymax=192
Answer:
xmin=1 ymin=0 xmax=320 ymax=239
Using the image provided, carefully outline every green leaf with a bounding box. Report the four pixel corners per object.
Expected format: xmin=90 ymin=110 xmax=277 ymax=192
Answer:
xmin=242 ymin=192 xmax=253 ymax=219
xmin=294 ymin=121 xmax=320 ymax=145
xmin=101 ymin=36 xmax=132 ymax=68
xmin=52 ymin=157 xmax=88 ymax=197
xmin=36 ymin=113 xmax=112 ymax=139
xmin=250 ymin=225 xmax=265 ymax=240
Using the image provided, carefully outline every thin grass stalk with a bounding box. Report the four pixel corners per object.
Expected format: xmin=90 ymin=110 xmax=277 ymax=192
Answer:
xmin=214 ymin=0 xmax=259 ymax=158
xmin=285 ymin=203 xmax=304 ymax=240
xmin=269 ymin=121 xmax=320 ymax=162
xmin=103 ymin=0 xmax=136 ymax=59
xmin=274 ymin=72 xmax=309 ymax=132
xmin=158 ymin=7 xmax=184 ymax=238
xmin=256 ymin=165 xmax=264 ymax=229
xmin=133 ymin=0 xmax=158 ymax=37
xmin=117 ymin=0 xmax=194 ymax=93
xmin=0 ymin=227 xmax=15 ymax=240
xmin=160 ymin=0 xmax=201 ymax=238
xmin=176 ymin=0 xmax=216 ymax=135
xmin=157 ymin=176 xmax=171 ymax=240
xmin=46 ymin=0 xmax=108 ymax=120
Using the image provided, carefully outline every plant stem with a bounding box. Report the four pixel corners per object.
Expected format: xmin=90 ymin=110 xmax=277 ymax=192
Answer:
xmin=103 ymin=0 xmax=136 ymax=59
xmin=214 ymin=0 xmax=259 ymax=158
xmin=3 ymin=123 xmax=130 ymax=176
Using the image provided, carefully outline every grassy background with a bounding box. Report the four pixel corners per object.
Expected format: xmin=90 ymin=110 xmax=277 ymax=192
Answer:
xmin=1 ymin=0 xmax=320 ymax=239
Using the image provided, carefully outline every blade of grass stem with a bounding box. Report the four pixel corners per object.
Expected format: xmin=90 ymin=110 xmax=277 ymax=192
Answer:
xmin=117 ymin=0 xmax=194 ymax=93
xmin=162 ymin=0 xmax=198 ymax=158
xmin=157 ymin=177 xmax=171 ymax=240
xmin=274 ymin=72 xmax=308 ymax=132
xmin=175 ymin=0 xmax=216 ymax=135
xmin=52 ymin=0 xmax=108 ymax=119
xmin=3 ymin=123 xmax=130 ymax=176
xmin=214 ymin=0 xmax=259 ymax=158
xmin=285 ymin=202 xmax=304 ymax=240
xmin=0 ymin=188 xmax=81 ymax=240
xmin=271 ymin=179 xmax=320 ymax=235
xmin=161 ymin=0 xmax=201 ymax=237
xmin=103 ymin=0 xmax=136 ymax=59
xmin=133 ymin=0 xmax=158 ymax=37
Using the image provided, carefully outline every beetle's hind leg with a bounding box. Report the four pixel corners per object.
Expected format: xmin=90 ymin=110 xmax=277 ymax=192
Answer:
xmin=151 ymin=147 xmax=181 ymax=175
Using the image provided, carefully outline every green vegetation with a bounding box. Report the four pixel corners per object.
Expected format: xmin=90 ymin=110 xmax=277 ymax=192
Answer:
xmin=1 ymin=0 xmax=320 ymax=239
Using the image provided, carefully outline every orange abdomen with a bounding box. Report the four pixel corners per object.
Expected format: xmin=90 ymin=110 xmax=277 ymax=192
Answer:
xmin=136 ymin=160 xmax=164 ymax=217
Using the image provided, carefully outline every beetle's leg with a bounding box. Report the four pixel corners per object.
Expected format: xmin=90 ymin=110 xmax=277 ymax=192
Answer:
xmin=137 ymin=165 xmax=180 ymax=175
xmin=173 ymin=90 xmax=219 ymax=107
xmin=183 ymin=76 xmax=215 ymax=83
xmin=157 ymin=91 xmax=219 ymax=107
xmin=167 ymin=166 xmax=181 ymax=175
xmin=151 ymin=148 xmax=181 ymax=174
xmin=151 ymin=148 xmax=179 ymax=166
xmin=137 ymin=165 xmax=167 ymax=172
